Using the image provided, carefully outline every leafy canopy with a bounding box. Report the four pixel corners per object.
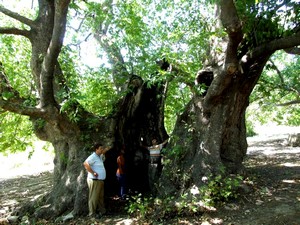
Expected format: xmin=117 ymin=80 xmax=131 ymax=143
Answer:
xmin=0 ymin=0 xmax=299 ymax=153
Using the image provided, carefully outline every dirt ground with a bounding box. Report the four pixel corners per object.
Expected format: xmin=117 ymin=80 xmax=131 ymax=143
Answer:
xmin=0 ymin=125 xmax=299 ymax=224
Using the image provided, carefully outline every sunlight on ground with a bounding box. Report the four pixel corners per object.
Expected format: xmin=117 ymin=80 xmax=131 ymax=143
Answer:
xmin=281 ymin=162 xmax=300 ymax=167
xmin=247 ymin=146 xmax=300 ymax=156
xmin=0 ymin=141 xmax=54 ymax=180
xmin=248 ymin=124 xmax=300 ymax=143
xmin=102 ymin=217 xmax=137 ymax=225
xmin=198 ymin=218 xmax=223 ymax=225
xmin=247 ymin=124 xmax=300 ymax=156
xmin=282 ymin=179 xmax=297 ymax=184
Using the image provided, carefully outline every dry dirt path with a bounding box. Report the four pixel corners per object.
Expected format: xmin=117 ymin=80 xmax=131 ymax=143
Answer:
xmin=0 ymin=125 xmax=300 ymax=224
xmin=202 ymin=134 xmax=300 ymax=225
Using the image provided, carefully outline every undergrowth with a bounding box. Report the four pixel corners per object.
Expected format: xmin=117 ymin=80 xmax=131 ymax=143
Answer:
xmin=126 ymin=173 xmax=245 ymax=222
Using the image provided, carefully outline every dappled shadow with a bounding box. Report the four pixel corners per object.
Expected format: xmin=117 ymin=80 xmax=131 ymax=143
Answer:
xmin=0 ymin=171 xmax=53 ymax=218
xmin=247 ymin=163 xmax=300 ymax=198
xmin=202 ymin=137 xmax=300 ymax=225
xmin=1 ymin=134 xmax=300 ymax=224
xmin=245 ymin=137 xmax=300 ymax=203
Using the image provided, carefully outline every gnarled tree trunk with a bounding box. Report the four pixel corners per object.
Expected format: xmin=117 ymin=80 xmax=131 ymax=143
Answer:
xmin=113 ymin=75 xmax=169 ymax=194
xmin=159 ymin=0 xmax=300 ymax=196
xmin=159 ymin=57 xmax=270 ymax=196
xmin=1 ymin=0 xmax=299 ymax=220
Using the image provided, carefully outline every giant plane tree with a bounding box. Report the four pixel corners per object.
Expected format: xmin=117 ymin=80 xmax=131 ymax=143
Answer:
xmin=0 ymin=0 xmax=299 ymax=219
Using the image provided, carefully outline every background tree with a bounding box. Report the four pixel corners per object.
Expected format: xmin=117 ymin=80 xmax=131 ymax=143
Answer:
xmin=247 ymin=51 xmax=300 ymax=126
xmin=0 ymin=0 xmax=299 ymax=220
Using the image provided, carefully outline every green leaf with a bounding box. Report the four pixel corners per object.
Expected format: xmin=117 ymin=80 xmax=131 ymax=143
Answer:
xmin=1 ymin=91 xmax=14 ymax=100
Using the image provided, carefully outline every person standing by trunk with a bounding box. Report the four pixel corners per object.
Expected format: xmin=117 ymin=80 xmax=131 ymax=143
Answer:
xmin=116 ymin=146 xmax=127 ymax=200
xmin=142 ymin=138 xmax=168 ymax=194
xmin=83 ymin=143 xmax=110 ymax=218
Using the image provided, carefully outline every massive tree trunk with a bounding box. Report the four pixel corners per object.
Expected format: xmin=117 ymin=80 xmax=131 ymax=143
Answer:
xmin=160 ymin=59 xmax=268 ymax=195
xmin=159 ymin=0 xmax=300 ymax=197
xmin=29 ymin=114 xmax=115 ymax=218
xmin=1 ymin=0 xmax=299 ymax=220
xmin=0 ymin=0 xmax=114 ymax=218
xmin=0 ymin=1 xmax=169 ymax=218
xmin=113 ymin=75 xmax=169 ymax=194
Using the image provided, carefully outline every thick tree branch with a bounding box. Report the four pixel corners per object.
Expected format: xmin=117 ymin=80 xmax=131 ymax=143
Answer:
xmin=203 ymin=1 xmax=244 ymax=106
xmin=0 ymin=99 xmax=47 ymax=118
xmin=276 ymin=100 xmax=300 ymax=106
xmin=39 ymin=0 xmax=70 ymax=107
xmin=0 ymin=27 xmax=30 ymax=37
xmin=0 ymin=64 xmax=45 ymax=118
xmin=0 ymin=5 xmax=32 ymax=38
xmin=93 ymin=0 xmax=128 ymax=93
xmin=0 ymin=5 xmax=34 ymax=26
xmin=247 ymin=30 xmax=300 ymax=61
xmin=220 ymin=0 xmax=243 ymax=69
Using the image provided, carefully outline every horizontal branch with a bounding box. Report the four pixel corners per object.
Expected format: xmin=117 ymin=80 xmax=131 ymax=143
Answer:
xmin=0 ymin=27 xmax=30 ymax=37
xmin=0 ymin=5 xmax=34 ymax=26
xmin=276 ymin=99 xmax=300 ymax=106
xmin=0 ymin=99 xmax=47 ymax=118
xmin=248 ymin=30 xmax=300 ymax=60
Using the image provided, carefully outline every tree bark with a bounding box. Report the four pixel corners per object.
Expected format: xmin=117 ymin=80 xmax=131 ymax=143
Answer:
xmin=1 ymin=0 xmax=169 ymax=214
xmin=113 ymin=75 xmax=169 ymax=193
xmin=159 ymin=0 xmax=300 ymax=197
xmin=1 ymin=0 xmax=300 ymax=220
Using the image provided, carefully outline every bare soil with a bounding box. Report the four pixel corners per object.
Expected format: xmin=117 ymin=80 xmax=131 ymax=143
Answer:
xmin=0 ymin=126 xmax=299 ymax=224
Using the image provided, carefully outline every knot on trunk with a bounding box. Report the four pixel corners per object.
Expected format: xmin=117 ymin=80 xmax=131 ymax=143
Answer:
xmin=195 ymin=70 xmax=214 ymax=96
xmin=226 ymin=63 xmax=239 ymax=75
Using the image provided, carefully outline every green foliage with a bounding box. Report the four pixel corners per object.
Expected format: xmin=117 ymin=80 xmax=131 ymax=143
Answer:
xmin=164 ymin=145 xmax=184 ymax=161
xmin=174 ymin=192 xmax=202 ymax=216
xmin=60 ymin=99 xmax=83 ymax=123
xmin=0 ymin=36 xmax=33 ymax=98
xmin=237 ymin=0 xmax=299 ymax=55
xmin=65 ymin=0 xmax=212 ymax=125
xmin=126 ymin=171 xmax=245 ymax=221
xmin=163 ymin=140 xmax=189 ymax=163
xmin=126 ymin=193 xmax=203 ymax=221
xmin=126 ymin=173 xmax=245 ymax=222
xmin=1 ymin=91 xmax=14 ymax=100
xmin=77 ymin=68 xmax=119 ymax=116
xmin=1 ymin=0 xmax=299 ymax=156
xmin=200 ymin=173 xmax=243 ymax=206
xmin=165 ymin=83 xmax=192 ymax=133
xmin=0 ymin=34 xmax=48 ymax=154
xmin=126 ymin=193 xmax=152 ymax=218
xmin=249 ymin=52 xmax=300 ymax=126
xmin=246 ymin=115 xmax=257 ymax=137
xmin=0 ymin=112 xmax=34 ymax=154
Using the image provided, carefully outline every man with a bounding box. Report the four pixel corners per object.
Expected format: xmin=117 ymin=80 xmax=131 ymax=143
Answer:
xmin=83 ymin=143 xmax=110 ymax=218
xmin=144 ymin=138 xmax=168 ymax=193
xmin=147 ymin=138 xmax=168 ymax=164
